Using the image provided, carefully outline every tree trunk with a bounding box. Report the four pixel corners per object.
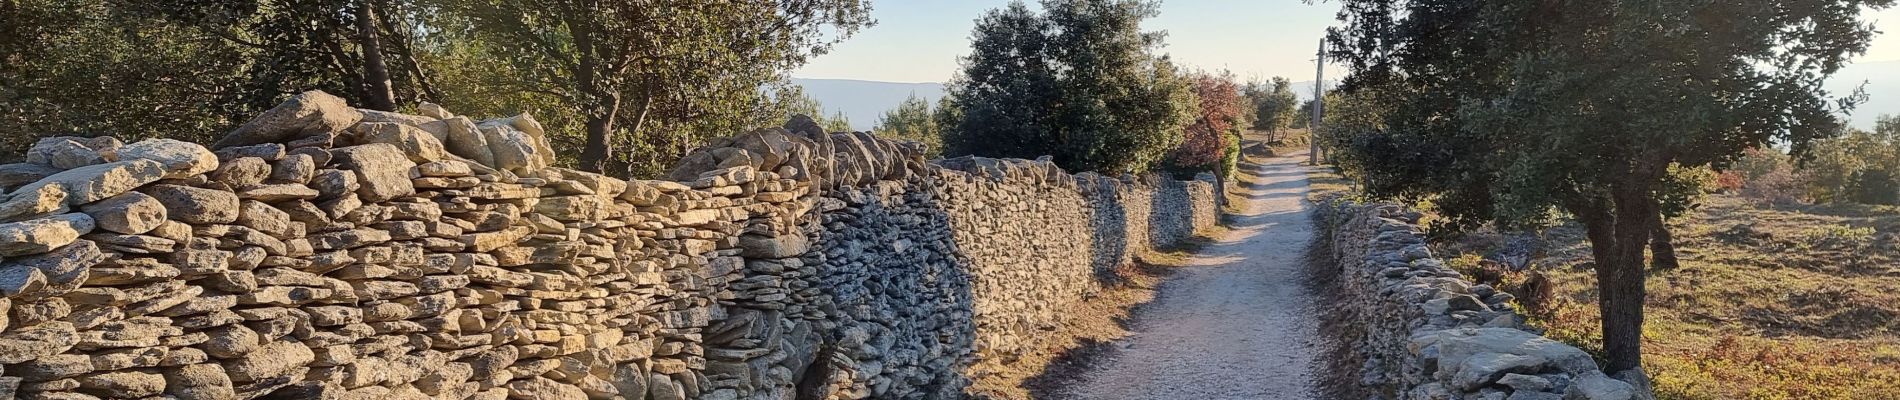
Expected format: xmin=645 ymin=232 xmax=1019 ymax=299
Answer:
xmin=1650 ymin=214 xmax=1679 ymax=270
xmin=1576 ymin=187 xmax=1656 ymax=374
xmin=578 ymin=93 xmax=621 ymax=173
xmin=355 ymin=0 xmax=396 ymax=111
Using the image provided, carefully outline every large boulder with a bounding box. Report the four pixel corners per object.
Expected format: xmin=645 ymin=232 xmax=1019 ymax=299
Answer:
xmin=330 ymin=143 xmax=418 ymax=202
xmin=118 ymin=139 xmax=219 ymax=179
xmin=0 ymin=213 xmax=94 ymax=257
xmin=78 ymin=192 xmax=167 ymax=235
xmin=214 ymin=90 xmax=363 ymax=149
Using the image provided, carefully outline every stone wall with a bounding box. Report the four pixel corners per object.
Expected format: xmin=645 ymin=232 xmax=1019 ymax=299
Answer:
xmin=0 ymin=90 xmax=1216 ymax=400
xmin=1315 ymin=201 xmax=1650 ymax=400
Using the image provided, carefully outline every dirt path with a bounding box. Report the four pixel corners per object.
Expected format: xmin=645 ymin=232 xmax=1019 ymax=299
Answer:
xmin=1057 ymin=150 xmax=1321 ymax=399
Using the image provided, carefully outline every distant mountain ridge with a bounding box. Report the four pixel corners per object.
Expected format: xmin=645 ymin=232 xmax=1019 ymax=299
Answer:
xmin=798 ymin=62 xmax=1895 ymax=131
xmin=791 ymin=78 xmax=946 ymax=131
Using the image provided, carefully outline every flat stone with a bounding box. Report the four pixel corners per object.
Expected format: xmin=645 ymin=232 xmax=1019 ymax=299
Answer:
xmin=738 ymin=234 xmax=808 ymax=258
xmin=15 ymin=353 xmax=92 ymax=381
xmin=0 ymin=162 xmax=63 ymax=188
xmin=237 ymin=184 xmax=319 ymax=201
xmin=75 ymin=370 xmax=164 ymax=397
xmin=144 ymin=184 xmax=240 ymax=224
xmin=209 ymin=157 xmax=270 ymax=186
xmin=0 ymin=213 xmax=93 ymax=256
xmin=1 ymin=159 xmax=167 ymax=218
xmin=215 ymin=90 xmax=363 ymax=149
xmin=213 ymin=143 xmax=286 ymax=161
xmin=0 ymin=321 xmax=76 ymax=363
xmin=118 ymin=138 xmax=219 ymax=179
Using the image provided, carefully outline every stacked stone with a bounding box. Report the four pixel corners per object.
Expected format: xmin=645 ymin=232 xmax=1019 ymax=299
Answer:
xmin=1318 ymin=202 xmax=1648 ymax=400
xmin=0 ymin=89 xmax=1221 ymax=400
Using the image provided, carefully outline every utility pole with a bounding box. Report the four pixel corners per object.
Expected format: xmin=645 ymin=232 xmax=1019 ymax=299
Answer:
xmin=1309 ymin=37 xmax=1325 ymax=165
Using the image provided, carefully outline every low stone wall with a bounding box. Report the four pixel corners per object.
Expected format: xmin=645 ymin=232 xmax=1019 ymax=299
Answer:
xmin=0 ymin=90 xmax=1216 ymax=400
xmin=1315 ymin=201 xmax=1648 ymax=400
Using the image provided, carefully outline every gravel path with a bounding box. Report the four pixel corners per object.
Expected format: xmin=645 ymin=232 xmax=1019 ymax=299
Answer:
xmin=1060 ymin=151 xmax=1321 ymax=400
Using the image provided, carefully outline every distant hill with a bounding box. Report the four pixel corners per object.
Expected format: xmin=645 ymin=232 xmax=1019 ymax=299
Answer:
xmin=797 ymin=64 xmax=1894 ymax=131
xmin=790 ymin=78 xmax=946 ymax=131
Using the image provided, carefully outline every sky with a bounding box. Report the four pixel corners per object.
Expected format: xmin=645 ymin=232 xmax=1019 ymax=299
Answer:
xmin=793 ymin=1 xmax=1900 ymax=85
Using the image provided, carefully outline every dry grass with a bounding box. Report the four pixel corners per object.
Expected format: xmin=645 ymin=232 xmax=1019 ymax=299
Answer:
xmin=1435 ymin=194 xmax=1900 ymax=399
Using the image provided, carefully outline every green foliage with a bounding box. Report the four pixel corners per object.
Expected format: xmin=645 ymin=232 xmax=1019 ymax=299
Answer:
xmin=450 ymin=0 xmax=872 ymax=176
xmin=1 ymin=0 xmax=870 ymax=178
xmin=0 ymin=0 xmax=443 ymax=160
xmin=874 ymin=94 xmax=943 ymax=158
xmin=1244 ymin=77 xmax=1299 ymax=135
xmin=1163 ymin=71 xmax=1243 ymax=176
xmin=1798 ymin=115 xmax=1900 ymax=204
xmin=940 ymin=0 xmax=1196 ymax=174
xmin=1329 ymin=0 xmax=1892 ymax=371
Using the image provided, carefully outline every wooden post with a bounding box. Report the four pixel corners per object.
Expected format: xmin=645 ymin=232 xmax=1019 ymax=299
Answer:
xmin=1310 ymin=38 xmax=1325 ymax=165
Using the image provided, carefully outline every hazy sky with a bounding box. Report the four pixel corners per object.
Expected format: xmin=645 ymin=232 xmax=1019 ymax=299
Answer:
xmin=793 ymin=1 xmax=1900 ymax=84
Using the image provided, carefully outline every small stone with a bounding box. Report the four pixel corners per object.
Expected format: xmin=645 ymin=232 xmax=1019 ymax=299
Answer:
xmin=26 ymin=137 xmax=108 ymax=169
xmin=330 ymin=144 xmax=417 ymax=202
xmin=357 ymin=122 xmax=450 ymax=162
xmin=219 ymin=340 xmax=314 ymax=383
xmin=738 ymin=234 xmax=808 ymax=258
xmin=144 ymin=184 xmax=240 ymax=224
xmin=209 ymin=157 xmax=270 ymax=186
xmin=269 ymin=154 xmax=315 ymax=184
xmin=78 ymin=192 xmax=166 ymax=234
xmin=165 ymin=363 xmax=237 ymax=400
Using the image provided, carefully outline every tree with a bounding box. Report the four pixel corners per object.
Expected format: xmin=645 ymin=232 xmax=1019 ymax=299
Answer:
xmin=1799 ymin=114 xmax=1900 ymax=204
xmin=1168 ymin=71 xmax=1242 ymax=174
xmin=1245 ymin=77 xmax=1298 ymax=140
xmin=455 ymin=0 xmax=871 ymax=174
xmin=942 ymin=0 xmax=1196 ymax=174
xmin=0 ymin=0 xmax=445 ymax=159
xmin=874 ymin=94 xmax=943 ymax=158
xmin=1328 ymin=0 xmax=1891 ymax=373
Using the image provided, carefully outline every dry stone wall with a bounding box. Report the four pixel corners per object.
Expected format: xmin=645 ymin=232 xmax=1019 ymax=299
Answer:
xmin=0 ymin=90 xmax=1216 ymax=400
xmin=1316 ymin=201 xmax=1651 ymax=400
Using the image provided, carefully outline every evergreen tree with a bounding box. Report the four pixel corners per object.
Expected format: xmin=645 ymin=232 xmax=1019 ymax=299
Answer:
xmin=942 ymin=0 xmax=1195 ymax=174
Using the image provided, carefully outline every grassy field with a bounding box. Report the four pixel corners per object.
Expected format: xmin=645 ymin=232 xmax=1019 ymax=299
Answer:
xmin=1432 ymin=195 xmax=1900 ymax=399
